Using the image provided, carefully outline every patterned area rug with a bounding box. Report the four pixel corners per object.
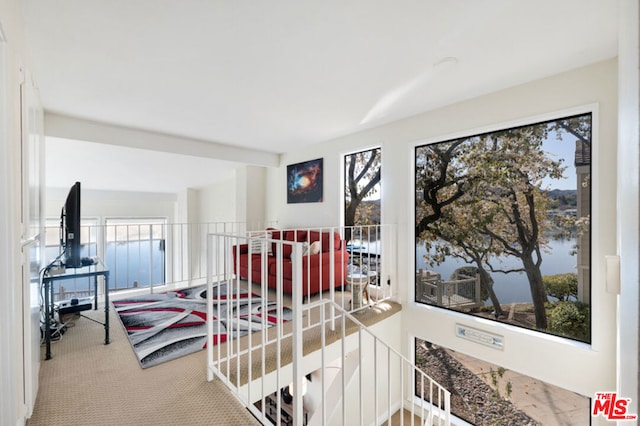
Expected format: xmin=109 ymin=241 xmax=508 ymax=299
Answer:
xmin=114 ymin=283 xmax=292 ymax=368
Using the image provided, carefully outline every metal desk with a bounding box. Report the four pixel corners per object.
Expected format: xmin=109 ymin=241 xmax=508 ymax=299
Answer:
xmin=42 ymin=259 xmax=110 ymax=360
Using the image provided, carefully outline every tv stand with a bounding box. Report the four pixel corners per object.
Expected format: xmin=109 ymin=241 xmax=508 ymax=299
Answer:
xmin=42 ymin=258 xmax=110 ymax=360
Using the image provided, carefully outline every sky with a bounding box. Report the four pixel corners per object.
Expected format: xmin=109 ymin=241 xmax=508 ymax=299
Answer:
xmin=540 ymin=129 xmax=580 ymax=191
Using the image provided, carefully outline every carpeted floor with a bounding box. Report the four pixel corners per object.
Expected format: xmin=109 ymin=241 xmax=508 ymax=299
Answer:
xmin=27 ymin=308 xmax=260 ymax=426
xmin=28 ymin=285 xmax=402 ymax=425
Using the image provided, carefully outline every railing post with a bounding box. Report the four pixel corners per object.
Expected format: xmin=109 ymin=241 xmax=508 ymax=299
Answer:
xmin=444 ymin=390 xmax=451 ymax=425
xmin=329 ymin=228 xmax=336 ymax=331
xmin=291 ymin=242 xmax=304 ymax=426
xmin=148 ymin=224 xmax=154 ymax=290
xmin=206 ymin=233 xmax=214 ymax=382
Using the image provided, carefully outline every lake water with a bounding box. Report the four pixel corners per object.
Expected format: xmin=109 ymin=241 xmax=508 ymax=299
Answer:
xmin=416 ymin=238 xmax=578 ymax=305
xmin=45 ymin=240 xmax=165 ymax=299
xmin=46 ymin=237 xmax=576 ymax=306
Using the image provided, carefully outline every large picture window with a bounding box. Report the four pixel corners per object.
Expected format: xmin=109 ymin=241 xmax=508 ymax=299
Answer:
xmin=415 ymin=113 xmax=591 ymax=342
xmin=344 ymin=147 xmax=382 ymax=274
xmin=344 ymin=147 xmax=381 ymax=231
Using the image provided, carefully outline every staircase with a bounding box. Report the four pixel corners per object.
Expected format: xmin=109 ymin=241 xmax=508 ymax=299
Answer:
xmin=206 ymin=231 xmax=451 ymax=426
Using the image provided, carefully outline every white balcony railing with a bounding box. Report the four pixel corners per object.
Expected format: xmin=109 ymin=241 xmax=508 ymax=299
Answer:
xmin=44 ymin=222 xmax=261 ymax=301
xmin=206 ymin=230 xmax=451 ymax=426
xmin=44 ymin=222 xmax=396 ymax=304
xmin=416 ymin=269 xmax=482 ymax=310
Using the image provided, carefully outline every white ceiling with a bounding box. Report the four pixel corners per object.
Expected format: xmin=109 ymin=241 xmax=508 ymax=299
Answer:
xmin=24 ymin=0 xmax=618 ymax=192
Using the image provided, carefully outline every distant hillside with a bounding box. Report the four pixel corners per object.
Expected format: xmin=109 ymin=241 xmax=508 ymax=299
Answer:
xmin=546 ymin=189 xmax=577 ymax=210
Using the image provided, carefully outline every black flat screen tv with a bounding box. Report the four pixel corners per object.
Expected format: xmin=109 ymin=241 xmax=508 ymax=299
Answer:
xmin=61 ymin=182 xmax=82 ymax=268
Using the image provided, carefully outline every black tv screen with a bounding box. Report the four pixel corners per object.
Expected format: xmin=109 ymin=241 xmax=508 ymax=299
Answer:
xmin=61 ymin=182 xmax=82 ymax=268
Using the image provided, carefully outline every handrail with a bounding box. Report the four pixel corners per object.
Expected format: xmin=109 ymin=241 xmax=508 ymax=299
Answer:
xmin=206 ymin=231 xmax=450 ymax=426
xmin=43 ymin=222 xmax=396 ymax=305
xmin=43 ymin=221 xmax=268 ymax=300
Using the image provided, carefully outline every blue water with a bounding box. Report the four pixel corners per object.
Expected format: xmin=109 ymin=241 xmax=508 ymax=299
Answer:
xmin=416 ymin=239 xmax=578 ymax=305
xmin=105 ymin=240 xmax=165 ymax=289
xmin=45 ymin=240 xmax=165 ymax=299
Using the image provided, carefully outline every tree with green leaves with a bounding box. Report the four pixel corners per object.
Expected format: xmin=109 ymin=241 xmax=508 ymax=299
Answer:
xmin=416 ymin=121 xmax=572 ymax=330
xmin=467 ymin=126 xmax=567 ymax=329
xmin=552 ymin=115 xmax=591 ymax=148
xmin=344 ymin=148 xmax=381 ymax=240
xmin=543 ymin=273 xmax=578 ymax=301
xmin=415 ymin=140 xmax=468 ymax=236
xmin=416 ymin=137 xmax=504 ymax=316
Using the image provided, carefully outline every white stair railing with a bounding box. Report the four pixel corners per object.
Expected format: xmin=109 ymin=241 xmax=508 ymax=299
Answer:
xmin=206 ymin=231 xmax=450 ymax=426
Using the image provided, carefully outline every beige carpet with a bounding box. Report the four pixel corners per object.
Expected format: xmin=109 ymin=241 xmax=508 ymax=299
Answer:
xmin=28 ymin=309 xmax=260 ymax=426
xmin=28 ymin=288 xmax=402 ymax=426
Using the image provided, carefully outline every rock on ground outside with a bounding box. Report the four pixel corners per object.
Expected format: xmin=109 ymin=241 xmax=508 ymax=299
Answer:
xmin=415 ymin=343 xmax=538 ymax=426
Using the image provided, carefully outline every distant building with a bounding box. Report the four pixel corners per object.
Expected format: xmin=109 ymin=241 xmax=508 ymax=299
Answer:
xmin=575 ymin=139 xmax=591 ymax=304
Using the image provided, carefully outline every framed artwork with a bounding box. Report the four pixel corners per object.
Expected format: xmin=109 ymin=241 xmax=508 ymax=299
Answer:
xmin=287 ymin=158 xmax=323 ymax=203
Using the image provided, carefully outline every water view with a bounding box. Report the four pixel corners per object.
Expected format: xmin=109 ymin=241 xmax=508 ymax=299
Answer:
xmin=45 ymin=240 xmax=165 ymax=300
xmin=414 ymin=113 xmax=592 ymax=342
xmin=416 ymin=238 xmax=577 ymax=305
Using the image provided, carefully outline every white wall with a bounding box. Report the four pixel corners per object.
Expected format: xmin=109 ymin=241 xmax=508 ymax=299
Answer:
xmin=245 ymin=166 xmax=267 ymax=228
xmin=267 ymin=60 xmax=619 ymax=403
xmin=21 ymin=69 xmax=45 ymax=423
xmin=235 ymin=165 xmax=268 ymax=229
xmin=616 ymin=0 xmax=639 ymax=409
xmin=196 ymin=172 xmax=237 ymax=223
xmin=46 ymin=187 xmax=177 ymax=221
xmin=0 ymin=1 xmax=41 ymax=424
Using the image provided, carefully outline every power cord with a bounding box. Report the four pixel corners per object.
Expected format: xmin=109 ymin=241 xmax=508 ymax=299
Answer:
xmin=39 ymin=253 xmax=67 ymax=345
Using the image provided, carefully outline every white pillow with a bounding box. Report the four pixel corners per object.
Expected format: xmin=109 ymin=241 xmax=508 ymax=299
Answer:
xmin=308 ymin=240 xmax=321 ymax=255
xmin=295 ymin=241 xmax=321 ymax=259
xmin=247 ymin=231 xmax=268 ymax=253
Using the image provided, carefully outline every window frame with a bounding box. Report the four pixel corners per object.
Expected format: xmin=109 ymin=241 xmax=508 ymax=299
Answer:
xmin=411 ymin=106 xmax=596 ymax=344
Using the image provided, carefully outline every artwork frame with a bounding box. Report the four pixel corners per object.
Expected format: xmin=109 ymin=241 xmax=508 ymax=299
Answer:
xmin=287 ymin=158 xmax=323 ymax=204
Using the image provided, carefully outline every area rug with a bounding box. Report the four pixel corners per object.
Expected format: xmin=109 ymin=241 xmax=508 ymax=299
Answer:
xmin=113 ymin=283 xmax=292 ymax=369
